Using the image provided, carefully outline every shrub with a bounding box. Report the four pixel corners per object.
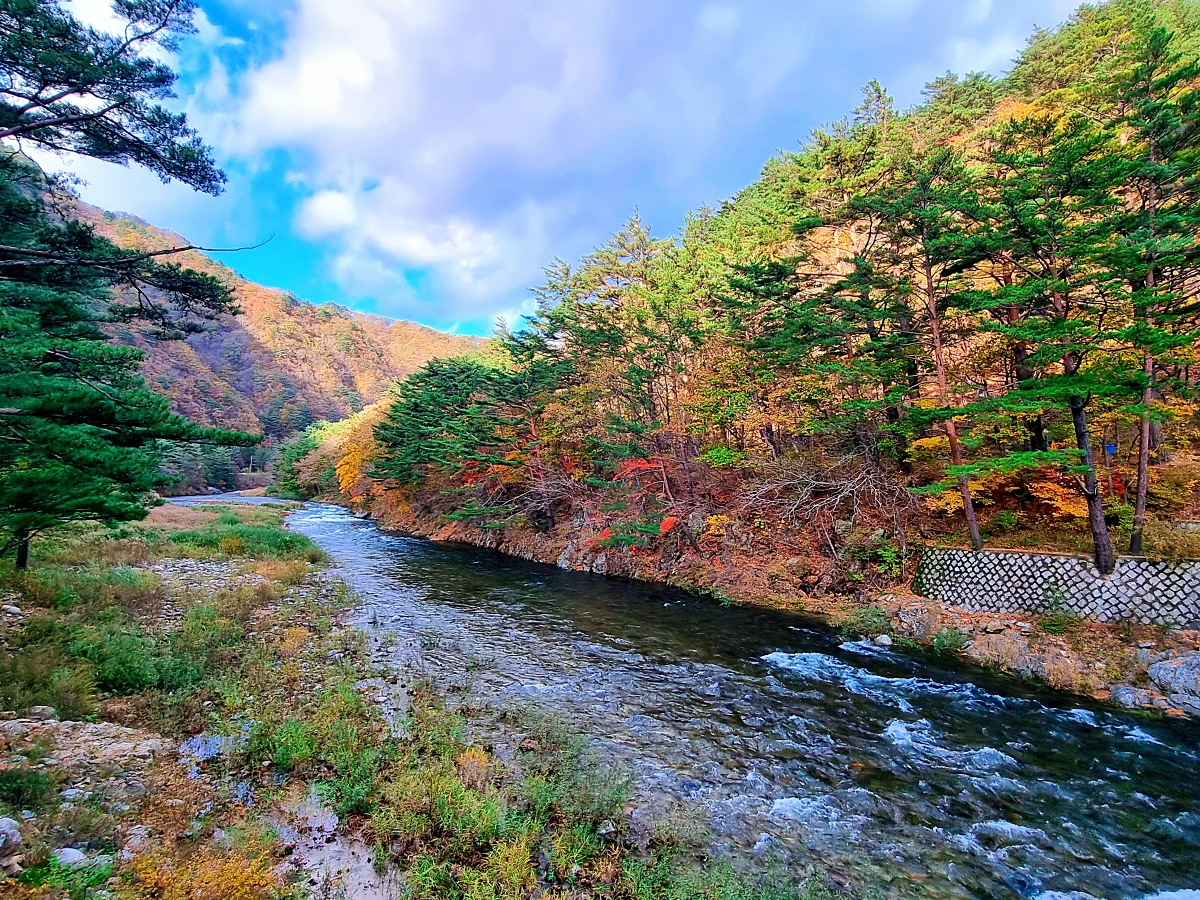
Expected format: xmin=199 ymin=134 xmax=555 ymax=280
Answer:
xmin=124 ymin=846 xmax=284 ymax=900
xmin=991 ymin=509 xmax=1019 ymax=533
xmin=269 ymin=719 xmax=317 ymax=772
xmin=18 ymin=857 xmax=112 ymax=900
xmin=169 ymin=524 xmax=323 ymax=561
xmin=0 ymin=767 xmax=55 ymax=809
xmin=699 ymin=446 xmax=745 ymax=468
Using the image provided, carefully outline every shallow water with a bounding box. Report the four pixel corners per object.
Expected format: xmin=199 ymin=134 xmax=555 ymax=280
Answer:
xmin=286 ymin=503 xmax=1200 ymax=900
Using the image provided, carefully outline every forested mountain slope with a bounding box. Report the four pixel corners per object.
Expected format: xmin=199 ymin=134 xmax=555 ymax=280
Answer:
xmin=74 ymin=204 xmax=481 ymax=487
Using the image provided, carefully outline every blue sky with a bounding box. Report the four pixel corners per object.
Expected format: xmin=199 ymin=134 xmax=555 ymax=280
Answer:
xmin=62 ymin=0 xmax=1082 ymax=335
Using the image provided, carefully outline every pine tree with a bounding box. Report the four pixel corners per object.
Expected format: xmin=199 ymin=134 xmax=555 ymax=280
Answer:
xmin=968 ymin=115 xmax=1127 ymax=572
xmin=0 ymin=1 xmax=250 ymax=565
xmin=1100 ymin=22 xmax=1200 ymax=553
xmin=853 ymin=146 xmax=985 ymax=549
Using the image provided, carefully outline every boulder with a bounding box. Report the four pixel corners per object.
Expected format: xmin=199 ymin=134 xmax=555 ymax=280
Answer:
xmin=52 ymin=848 xmax=87 ymax=867
xmin=1148 ymin=652 xmax=1200 ymax=698
xmin=26 ymin=706 xmax=57 ymax=721
xmin=0 ymin=817 xmax=20 ymax=853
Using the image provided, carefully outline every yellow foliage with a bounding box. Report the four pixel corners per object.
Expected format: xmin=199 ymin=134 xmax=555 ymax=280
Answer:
xmin=120 ymin=847 xmax=285 ymax=900
xmin=1029 ymin=479 xmax=1090 ymax=521
xmin=456 ymin=747 xmax=491 ymax=791
xmin=278 ymin=626 xmax=311 ymax=657
xmin=908 ymin=436 xmax=950 ymax=461
xmin=924 ymin=477 xmax=997 ymax=514
xmin=704 ymin=514 xmax=732 ymax=537
xmin=217 ymin=535 xmax=246 ymax=556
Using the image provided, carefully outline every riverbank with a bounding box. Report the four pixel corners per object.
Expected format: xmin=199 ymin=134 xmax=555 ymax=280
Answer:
xmin=0 ymin=501 xmax=831 ymax=900
xmin=342 ymin=491 xmax=1200 ymax=719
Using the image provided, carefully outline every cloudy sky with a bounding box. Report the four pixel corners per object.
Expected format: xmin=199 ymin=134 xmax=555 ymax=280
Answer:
xmin=62 ymin=0 xmax=1081 ymax=335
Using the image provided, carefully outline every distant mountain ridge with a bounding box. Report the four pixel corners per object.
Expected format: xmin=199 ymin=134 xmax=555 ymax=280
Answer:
xmin=77 ymin=204 xmax=483 ymax=446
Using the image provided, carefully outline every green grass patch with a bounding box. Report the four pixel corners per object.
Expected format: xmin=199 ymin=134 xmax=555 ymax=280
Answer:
xmin=169 ymin=523 xmax=324 ymax=561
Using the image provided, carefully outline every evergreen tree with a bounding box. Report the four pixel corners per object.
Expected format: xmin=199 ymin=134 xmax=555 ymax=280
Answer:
xmin=968 ymin=115 xmax=1127 ymax=572
xmin=1100 ymin=22 xmax=1200 ymax=552
xmin=0 ymin=0 xmax=251 ymax=565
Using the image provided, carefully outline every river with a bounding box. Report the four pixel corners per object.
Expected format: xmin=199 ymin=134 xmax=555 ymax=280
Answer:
xmin=216 ymin=498 xmax=1200 ymax=900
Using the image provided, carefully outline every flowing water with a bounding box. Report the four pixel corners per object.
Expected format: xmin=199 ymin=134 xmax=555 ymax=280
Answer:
xmin=277 ymin=502 xmax=1200 ymax=900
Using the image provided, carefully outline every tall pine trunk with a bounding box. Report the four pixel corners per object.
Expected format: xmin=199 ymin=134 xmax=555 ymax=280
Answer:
xmin=1131 ymin=136 xmax=1161 ymax=555
xmin=926 ymin=264 xmax=982 ymax=550
xmin=1070 ymin=397 xmax=1116 ymax=574
xmin=1130 ymin=351 xmax=1153 ymax=555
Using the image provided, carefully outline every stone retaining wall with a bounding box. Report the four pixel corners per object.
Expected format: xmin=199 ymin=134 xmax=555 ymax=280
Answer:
xmin=913 ymin=548 xmax=1200 ymax=626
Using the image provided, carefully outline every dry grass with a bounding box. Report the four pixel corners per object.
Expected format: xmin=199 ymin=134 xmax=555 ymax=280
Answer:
xmin=144 ymin=505 xmax=222 ymax=531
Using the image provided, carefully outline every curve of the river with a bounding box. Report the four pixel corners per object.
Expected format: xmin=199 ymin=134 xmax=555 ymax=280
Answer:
xmin=281 ymin=502 xmax=1200 ymax=900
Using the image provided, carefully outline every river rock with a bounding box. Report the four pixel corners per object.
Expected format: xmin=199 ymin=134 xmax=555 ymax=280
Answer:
xmin=26 ymin=706 xmax=57 ymax=721
xmin=0 ymin=817 xmax=20 ymax=853
xmin=895 ymin=600 xmax=940 ymax=640
xmin=1148 ymin=652 xmax=1200 ymax=698
xmin=873 ymin=634 xmax=893 ymax=647
xmin=52 ymin=848 xmax=88 ymax=867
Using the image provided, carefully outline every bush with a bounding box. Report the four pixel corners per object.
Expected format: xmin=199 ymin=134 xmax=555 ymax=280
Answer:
xmin=18 ymin=858 xmax=112 ymax=900
xmin=991 ymin=509 xmax=1019 ymax=533
xmin=841 ymin=605 xmax=891 ymax=638
xmin=699 ymin=446 xmax=745 ymax=468
xmin=0 ymin=767 xmax=55 ymax=809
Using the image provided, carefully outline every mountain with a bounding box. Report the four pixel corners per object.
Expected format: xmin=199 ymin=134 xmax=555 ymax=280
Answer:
xmin=74 ymin=204 xmax=482 ymax=488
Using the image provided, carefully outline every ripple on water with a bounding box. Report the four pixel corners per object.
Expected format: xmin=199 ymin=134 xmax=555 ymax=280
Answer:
xmin=882 ymin=718 xmax=1018 ymax=772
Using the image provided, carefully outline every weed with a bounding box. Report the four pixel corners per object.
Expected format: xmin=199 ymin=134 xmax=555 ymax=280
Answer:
xmin=18 ymin=858 xmax=112 ymax=900
xmin=1040 ymin=585 xmax=1081 ymax=635
xmin=930 ymin=628 xmax=969 ymax=657
xmin=269 ymin=719 xmax=317 ymax=772
xmin=169 ymin=523 xmax=323 ymax=561
xmin=841 ymin=605 xmax=891 ymax=639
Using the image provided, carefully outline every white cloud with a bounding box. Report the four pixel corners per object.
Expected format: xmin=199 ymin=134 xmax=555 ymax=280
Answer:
xmin=207 ymin=0 xmax=773 ymax=321
xmin=296 ymin=190 xmax=358 ymax=238
xmin=47 ymin=0 xmax=1093 ymax=331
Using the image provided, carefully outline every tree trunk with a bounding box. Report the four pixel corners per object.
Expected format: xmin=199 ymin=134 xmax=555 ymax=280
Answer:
xmin=1130 ymin=355 xmax=1153 ymax=555
xmin=1070 ymin=396 xmax=1116 ymax=574
xmin=925 ymin=263 xmax=982 ymax=551
xmin=1131 ymin=139 xmax=1161 ymax=554
xmin=15 ymin=528 xmax=30 ymax=570
xmin=1010 ymin=309 xmax=1048 ymax=452
xmin=946 ymin=418 xmax=982 ymax=550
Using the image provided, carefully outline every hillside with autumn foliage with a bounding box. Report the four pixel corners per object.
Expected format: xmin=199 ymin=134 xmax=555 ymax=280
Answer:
xmin=73 ymin=204 xmax=481 ymax=490
xmin=276 ymin=0 xmax=1200 ymax=611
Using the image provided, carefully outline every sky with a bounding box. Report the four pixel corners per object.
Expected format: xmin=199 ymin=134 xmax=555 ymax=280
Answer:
xmin=58 ymin=0 xmax=1083 ymax=335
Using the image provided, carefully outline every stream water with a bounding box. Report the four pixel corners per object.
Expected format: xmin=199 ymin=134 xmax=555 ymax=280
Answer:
xmin=278 ymin=501 xmax=1200 ymax=900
